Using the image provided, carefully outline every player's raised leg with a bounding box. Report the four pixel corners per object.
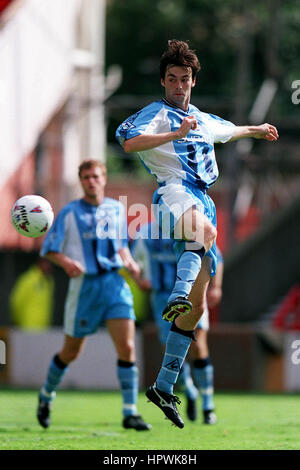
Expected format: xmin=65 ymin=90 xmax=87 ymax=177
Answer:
xmin=162 ymin=206 xmax=216 ymax=322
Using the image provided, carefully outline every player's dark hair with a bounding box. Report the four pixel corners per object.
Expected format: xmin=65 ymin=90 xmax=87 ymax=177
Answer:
xmin=160 ymin=39 xmax=201 ymax=80
xmin=78 ymin=159 xmax=107 ymax=178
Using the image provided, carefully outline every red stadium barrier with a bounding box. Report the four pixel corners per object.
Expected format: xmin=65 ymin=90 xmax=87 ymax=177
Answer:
xmin=272 ymin=284 xmax=300 ymax=330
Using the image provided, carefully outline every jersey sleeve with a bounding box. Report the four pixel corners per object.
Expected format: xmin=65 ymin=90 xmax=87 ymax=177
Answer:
xmin=40 ymin=208 xmax=68 ymax=256
xmin=115 ymin=102 xmax=165 ymax=146
xmin=204 ymin=113 xmax=236 ymax=144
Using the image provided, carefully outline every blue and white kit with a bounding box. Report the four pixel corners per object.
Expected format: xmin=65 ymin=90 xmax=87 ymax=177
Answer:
xmin=116 ymin=99 xmax=235 ymax=276
xmin=41 ymin=198 xmax=135 ymax=337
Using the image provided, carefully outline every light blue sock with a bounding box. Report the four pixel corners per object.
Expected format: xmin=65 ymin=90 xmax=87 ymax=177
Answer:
xmin=193 ymin=358 xmax=215 ymax=411
xmin=177 ymin=362 xmax=199 ymax=400
xmin=117 ymin=362 xmax=139 ymax=417
xmin=40 ymin=355 xmax=69 ymax=403
xmin=156 ymin=327 xmax=193 ymax=395
xmin=168 ymin=250 xmax=203 ymax=303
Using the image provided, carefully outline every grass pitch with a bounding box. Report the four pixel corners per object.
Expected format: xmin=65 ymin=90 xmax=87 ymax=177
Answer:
xmin=0 ymin=389 xmax=299 ymax=450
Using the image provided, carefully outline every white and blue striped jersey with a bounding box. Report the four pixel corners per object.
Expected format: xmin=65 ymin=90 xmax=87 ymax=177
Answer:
xmin=40 ymin=198 xmax=128 ymax=274
xmin=116 ymin=99 xmax=235 ymax=190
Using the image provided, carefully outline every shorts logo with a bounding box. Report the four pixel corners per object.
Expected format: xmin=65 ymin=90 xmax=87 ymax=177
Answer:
xmin=165 ymin=358 xmax=180 ymax=372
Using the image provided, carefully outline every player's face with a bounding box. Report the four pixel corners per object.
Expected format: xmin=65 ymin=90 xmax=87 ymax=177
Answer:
xmin=161 ymin=66 xmax=196 ymax=110
xmin=80 ymin=166 xmax=106 ymax=200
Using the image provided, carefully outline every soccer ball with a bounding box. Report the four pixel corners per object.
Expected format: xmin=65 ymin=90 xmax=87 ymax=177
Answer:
xmin=11 ymin=195 xmax=54 ymax=238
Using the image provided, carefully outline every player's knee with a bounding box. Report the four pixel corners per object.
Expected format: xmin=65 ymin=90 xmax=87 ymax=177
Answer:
xmin=204 ymin=224 xmax=217 ymax=252
xmin=181 ymin=210 xmax=217 ymax=251
xmin=193 ymin=220 xmax=216 ymax=251
xmin=192 ymin=299 xmax=207 ymax=316
xmin=118 ymin=339 xmax=135 ymax=360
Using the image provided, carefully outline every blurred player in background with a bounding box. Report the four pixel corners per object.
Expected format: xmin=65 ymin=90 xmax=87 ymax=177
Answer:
xmin=132 ymin=221 xmax=223 ymax=424
xmin=10 ymin=257 xmax=54 ymax=331
xmin=37 ymin=159 xmax=151 ymax=432
xmin=116 ymin=39 xmax=278 ymax=427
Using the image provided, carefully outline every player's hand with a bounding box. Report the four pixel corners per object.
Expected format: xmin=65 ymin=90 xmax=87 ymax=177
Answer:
xmin=176 ymin=116 xmax=198 ymax=138
xmin=252 ymin=123 xmax=279 ymax=141
xmin=118 ymin=247 xmax=141 ymax=279
xmin=134 ymin=279 xmax=152 ymax=291
xmin=64 ymin=260 xmax=85 ymax=278
xmin=125 ymin=259 xmax=141 ymax=279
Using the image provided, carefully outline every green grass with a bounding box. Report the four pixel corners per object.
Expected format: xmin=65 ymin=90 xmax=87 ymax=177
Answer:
xmin=0 ymin=389 xmax=299 ymax=450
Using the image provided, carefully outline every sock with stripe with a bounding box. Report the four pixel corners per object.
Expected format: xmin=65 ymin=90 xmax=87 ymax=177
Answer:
xmin=117 ymin=360 xmax=139 ymax=417
xmin=168 ymin=249 xmax=204 ymax=303
xmin=156 ymin=323 xmax=195 ymax=395
xmin=193 ymin=357 xmax=215 ymax=411
xmin=39 ymin=354 xmax=69 ymax=403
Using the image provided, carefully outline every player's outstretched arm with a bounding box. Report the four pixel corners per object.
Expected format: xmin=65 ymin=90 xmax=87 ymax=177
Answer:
xmin=229 ymin=123 xmax=279 ymax=142
xmin=123 ymin=116 xmax=197 ymax=153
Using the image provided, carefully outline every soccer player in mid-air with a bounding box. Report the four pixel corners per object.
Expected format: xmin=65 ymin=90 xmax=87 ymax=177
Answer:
xmin=116 ymin=39 xmax=278 ymax=428
xmin=37 ymin=159 xmax=151 ymax=432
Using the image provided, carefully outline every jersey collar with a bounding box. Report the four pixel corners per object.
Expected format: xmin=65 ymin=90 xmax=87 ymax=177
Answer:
xmin=162 ymin=98 xmax=191 ymax=113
